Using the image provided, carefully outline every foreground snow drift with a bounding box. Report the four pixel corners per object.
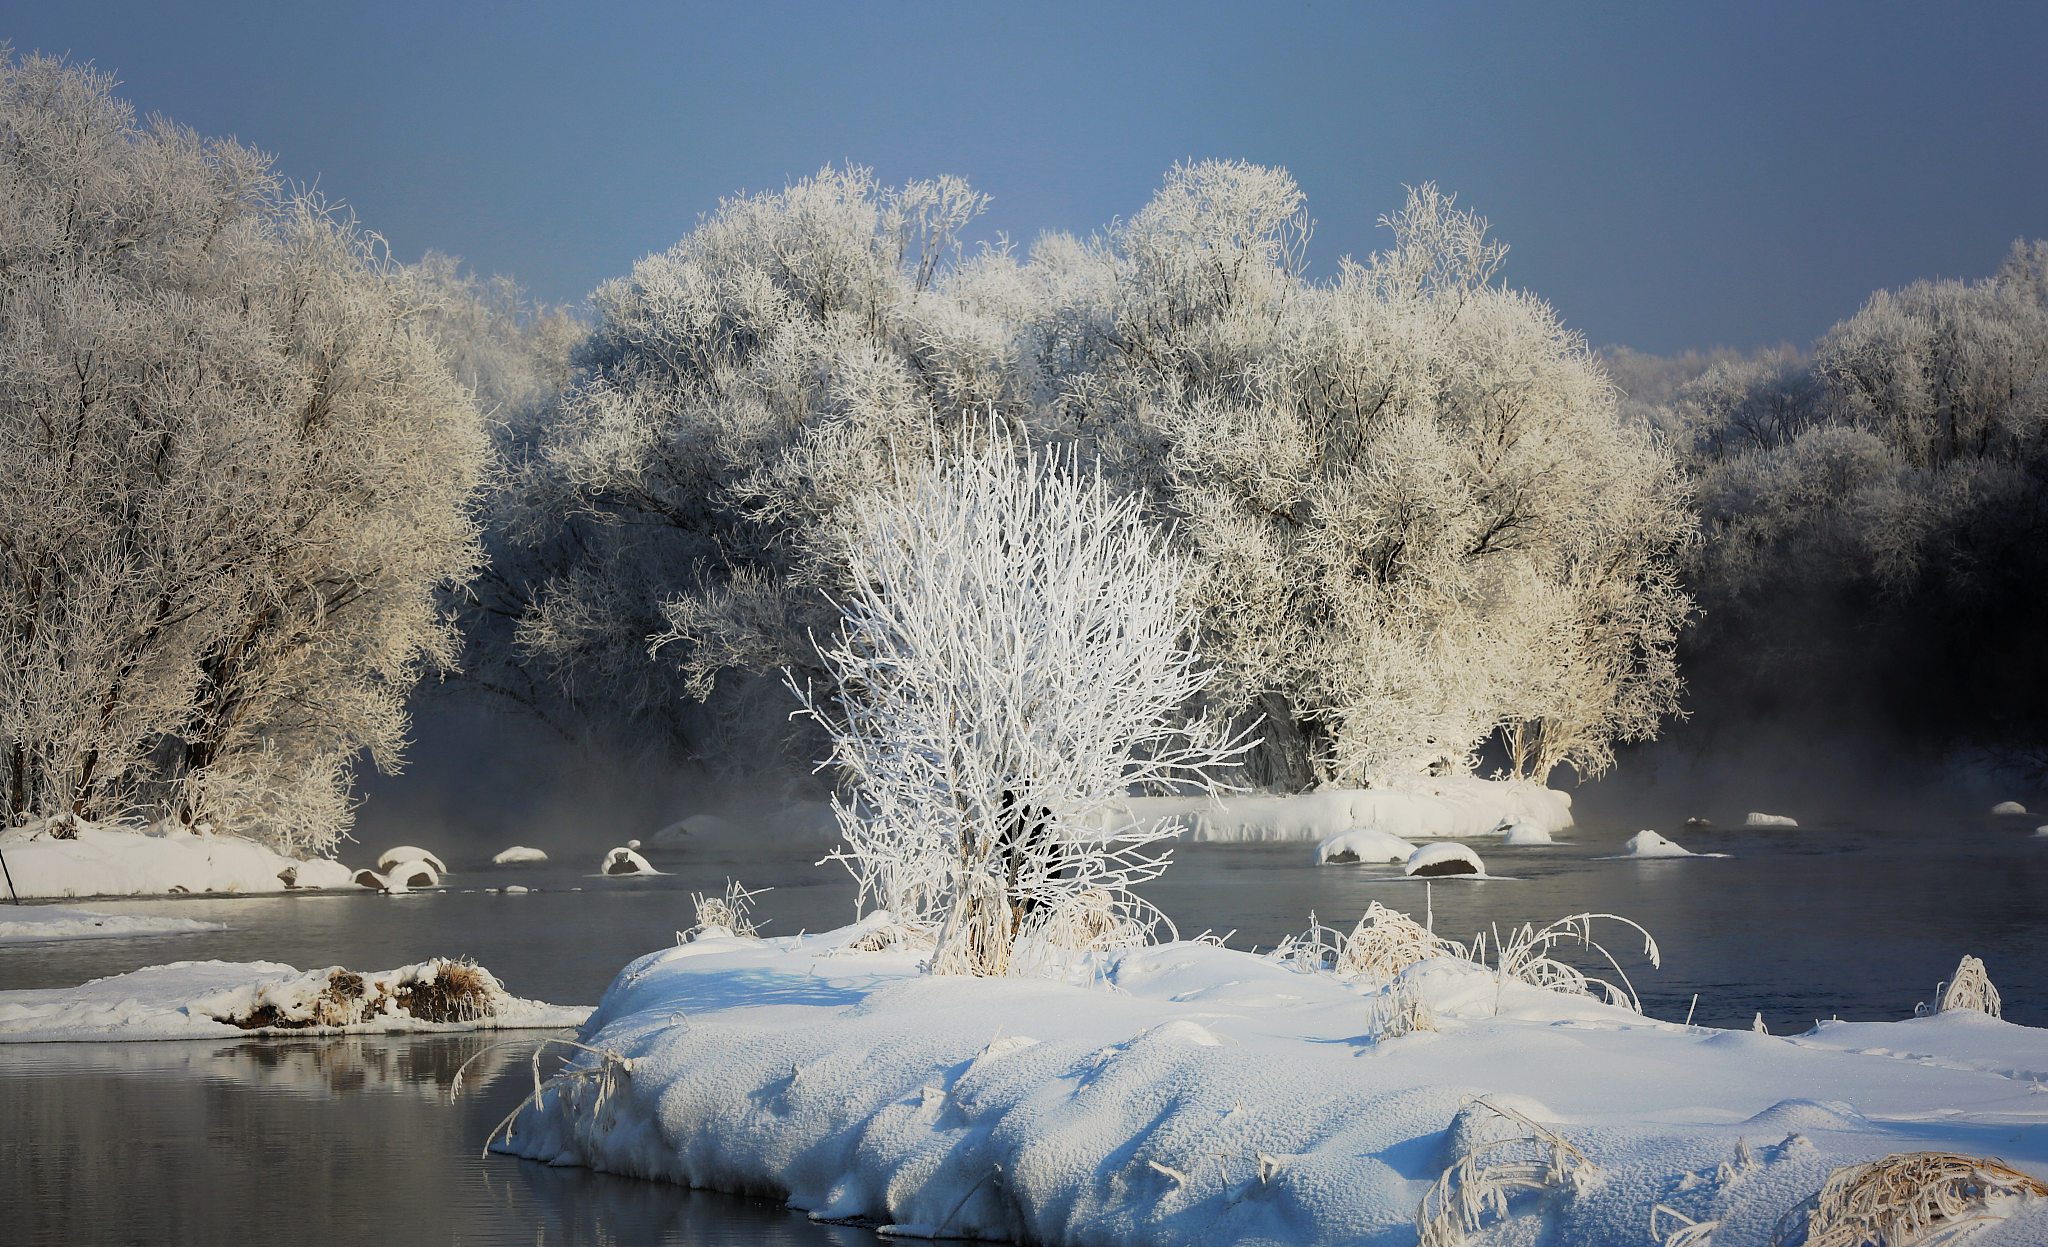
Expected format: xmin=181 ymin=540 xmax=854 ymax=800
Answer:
xmin=1121 ymin=776 xmax=1572 ymax=845
xmin=498 ymin=926 xmax=2048 ymax=1246
xmin=0 ymin=903 xmax=224 ymax=944
xmin=0 ymin=819 xmax=355 ymax=898
xmin=0 ymin=958 xmax=588 ymax=1042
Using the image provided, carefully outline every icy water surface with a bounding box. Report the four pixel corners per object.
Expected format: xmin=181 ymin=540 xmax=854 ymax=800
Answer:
xmin=3 ymin=816 xmax=2045 ymax=1243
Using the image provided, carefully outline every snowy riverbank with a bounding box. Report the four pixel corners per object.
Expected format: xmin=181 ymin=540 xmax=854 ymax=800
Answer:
xmin=0 ymin=958 xmax=588 ymax=1042
xmin=0 ymin=819 xmax=357 ymax=899
xmin=1119 ymin=775 xmax=1573 ymax=844
xmin=497 ymin=921 xmax=2048 ymax=1246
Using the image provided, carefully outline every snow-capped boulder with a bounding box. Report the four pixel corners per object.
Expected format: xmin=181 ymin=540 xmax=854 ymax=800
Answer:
xmin=1684 ymin=816 xmax=1713 ymax=829
xmin=600 ymin=847 xmax=658 ymax=876
xmin=1404 ymin=842 xmax=1483 ymax=877
xmin=1991 ymin=800 xmax=2028 ymax=816
xmin=492 ymin=846 xmax=548 ymax=865
xmin=377 ymin=846 xmax=448 ymax=874
xmin=1744 ymin=812 xmax=1798 ymax=828
xmin=353 ymin=868 xmax=407 ymax=894
xmin=1501 ymin=820 xmax=1553 ymax=846
xmin=1621 ymin=830 xmax=1694 ymax=858
xmin=385 ymin=860 xmax=441 ymax=888
xmin=1315 ymin=827 xmax=1417 ymax=865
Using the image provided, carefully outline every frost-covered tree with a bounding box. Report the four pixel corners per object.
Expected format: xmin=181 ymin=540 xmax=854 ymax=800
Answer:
xmin=1025 ymin=168 xmax=1695 ymax=783
xmin=0 ymin=53 xmax=489 ymax=852
xmin=1635 ymin=240 xmax=2048 ymax=774
xmin=517 ymin=162 xmax=1695 ymax=790
xmin=795 ymin=440 xmax=1249 ymax=976
xmin=506 ymin=165 xmax=1025 ymax=769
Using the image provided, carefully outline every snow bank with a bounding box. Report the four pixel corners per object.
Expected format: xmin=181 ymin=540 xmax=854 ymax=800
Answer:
xmin=1404 ymin=841 xmax=1485 ymax=876
xmin=1992 ymin=800 xmax=2029 ymax=816
xmin=1118 ymin=775 xmax=1572 ymax=845
xmin=1314 ymin=827 xmax=1416 ymax=865
xmin=0 ymin=958 xmax=588 ymax=1042
xmin=1744 ymin=812 xmax=1799 ymax=827
xmin=0 ymin=819 xmax=356 ymax=899
xmin=497 ymin=927 xmax=2048 ymax=1246
xmin=493 ymin=845 xmax=548 ymax=865
xmin=0 ymin=904 xmax=224 ymax=944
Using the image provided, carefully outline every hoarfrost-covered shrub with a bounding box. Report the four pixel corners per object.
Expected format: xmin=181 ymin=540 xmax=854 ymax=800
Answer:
xmin=794 ymin=438 xmax=1251 ymax=976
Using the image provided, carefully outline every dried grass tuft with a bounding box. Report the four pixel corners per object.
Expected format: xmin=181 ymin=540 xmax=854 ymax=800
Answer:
xmin=1935 ymin=955 xmax=2002 ymax=1020
xmin=1476 ymin=912 xmax=1660 ymax=1014
xmin=1652 ymin=1204 xmax=1720 ymax=1247
xmin=1272 ymin=903 xmax=1466 ymax=985
xmin=686 ymin=879 xmax=768 ymax=940
xmin=1415 ymin=1098 xmax=1601 ymax=1247
xmin=1773 ymin=1151 xmax=2048 ymax=1247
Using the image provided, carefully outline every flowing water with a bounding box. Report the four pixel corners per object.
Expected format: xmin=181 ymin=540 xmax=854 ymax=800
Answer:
xmin=3 ymin=816 xmax=2044 ymax=1244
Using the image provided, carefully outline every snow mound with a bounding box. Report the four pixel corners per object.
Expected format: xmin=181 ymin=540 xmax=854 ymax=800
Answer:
xmin=1405 ymin=841 xmax=1484 ymax=877
xmin=1315 ymin=827 xmax=1417 ymax=865
xmin=1500 ymin=820 xmax=1554 ymax=846
xmin=2035 ymin=826 xmax=2048 ymax=838
xmin=377 ymin=845 xmax=448 ymax=873
xmin=1744 ymin=812 xmax=1799 ymax=827
xmin=600 ymin=847 xmax=659 ymax=876
xmin=1117 ymin=775 xmax=1573 ymax=845
xmin=0 ymin=818 xmax=355 ymax=899
xmin=0 ymin=958 xmax=588 ymax=1042
xmin=1625 ymin=830 xmax=1692 ymax=857
xmin=496 ymin=926 xmax=2048 ymax=1247
xmin=0 ymin=904 xmax=225 ymax=944
xmin=648 ymin=813 xmax=742 ymax=847
xmin=1992 ymin=800 xmax=2029 ymax=816
xmin=492 ymin=846 xmax=548 ymax=865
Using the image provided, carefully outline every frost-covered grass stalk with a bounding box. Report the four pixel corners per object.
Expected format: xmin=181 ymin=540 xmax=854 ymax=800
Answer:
xmin=1271 ymin=903 xmax=1466 ymax=985
xmin=685 ymin=879 xmax=767 ymax=940
xmin=1416 ymin=1099 xmax=1601 ymax=1247
xmin=1477 ymin=913 xmax=1661 ymax=1015
xmin=793 ymin=436 xmax=1252 ymax=976
xmin=1936 ymin=955 xmax=2003 ymax=1019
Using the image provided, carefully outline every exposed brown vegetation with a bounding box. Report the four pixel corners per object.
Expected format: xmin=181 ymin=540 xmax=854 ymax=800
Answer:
xmin=1776 ymin=1151 xmax=2048 ymax=1247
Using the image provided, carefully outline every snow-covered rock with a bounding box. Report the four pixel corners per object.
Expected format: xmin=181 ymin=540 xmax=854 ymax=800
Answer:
xmin=0 ymin=904 xmax=224 ymax=944
xmin=383 ymin=859 xmax=442 ymax=888
xmin=0 ymin=818 xmax=354 ymax=899
xmin=0 ymin=958 xmax=587 ymax=1042
xmin=600 ymin=847 xmax=659 ymax=876
xmin=1314 ymin=827 xmax=1417 ymax=865
xmin=492 ymin=845 xmax=548 ymax=865
xmin=1744 ymin=812 xmax=1799 ymax=827
xmin=377 ymin=845 xmax=448 ymax=874
xmin=1991 ymin=800 xmax=2029 ymax=816
xmin=1500 ymin=820 xmax=1553 ymax=846
xmin=498 ymin=926 xmax=2048 ymax=1247
xmin=1404 ymin=841 xmax=1484 ymax=877
xmin=1622 ymin=830 xmax=1692 ymax=857
xmin=1114 ymin=775 xmax=1573 ymax=845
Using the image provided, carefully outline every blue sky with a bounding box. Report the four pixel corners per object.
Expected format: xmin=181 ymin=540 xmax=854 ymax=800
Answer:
xmin=11 ymin=1 xmax=2045 ymax=352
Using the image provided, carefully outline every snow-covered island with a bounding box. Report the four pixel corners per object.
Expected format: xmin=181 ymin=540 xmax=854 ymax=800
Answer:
xmin=0 ymin=958 xmax=588 ymax=1042
xmin=496 ymin=920 xmax=2048 ymax=1246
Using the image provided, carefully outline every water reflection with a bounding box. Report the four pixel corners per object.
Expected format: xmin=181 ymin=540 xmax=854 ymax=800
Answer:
xmin=0 ymin=1035 xmax=867 ymax=1247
